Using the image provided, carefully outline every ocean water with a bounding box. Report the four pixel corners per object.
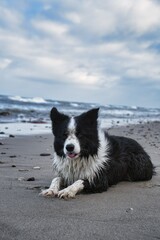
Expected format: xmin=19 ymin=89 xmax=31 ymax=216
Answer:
xmin=0 ymin=95 xmax=160 ymax=128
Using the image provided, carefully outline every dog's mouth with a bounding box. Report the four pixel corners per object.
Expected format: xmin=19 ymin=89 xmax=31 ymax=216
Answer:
xmin=66 ymin=152 xmax=79 ymax=159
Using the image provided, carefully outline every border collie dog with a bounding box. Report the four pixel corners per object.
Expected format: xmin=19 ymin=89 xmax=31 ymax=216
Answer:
xmin=41 ymin=107 xmax=154 ymax=199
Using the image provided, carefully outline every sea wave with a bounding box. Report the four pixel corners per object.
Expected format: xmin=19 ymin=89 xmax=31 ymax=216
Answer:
xmin=9 ymin=96 xmax=47 ymax=104
xmin=0 ymin=94 xmax=160 ymax=125
xmin=70 ymin=103 xmax=79 ymax=107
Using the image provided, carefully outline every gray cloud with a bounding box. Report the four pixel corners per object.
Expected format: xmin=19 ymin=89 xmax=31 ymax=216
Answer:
xmin=0 ymin=0 xmax=160 ymax=107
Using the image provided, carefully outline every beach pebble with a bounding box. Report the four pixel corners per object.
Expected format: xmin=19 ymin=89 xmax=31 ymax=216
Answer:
xmin=0 ymin=142 xmax=3 ymax=145
xmin=0 ymin=132 xmax=5 ymax=135
xmin=126 ymin=207 xmax=134 ymax=213
xmin=11 ymin=165 xmax=16 ymax=167
xmin=9 ymin=134 xmax=15 ymax=138
xmin=9 ymin=155 xmax=17 ymax=158
xmin=33 ymin=166 xmax=41 ymax=170
xmin=18 ymin=177 xmax=25 ymax=181
xmin=18 ymin=169 xmax=29 ymax=172
xmin=27 ymin=177 xmax=35 ymax=181
xmin=26 ymin=186 xmax=43 ymax=190
xmin=40 ymin=153 xmax=51 ymax=156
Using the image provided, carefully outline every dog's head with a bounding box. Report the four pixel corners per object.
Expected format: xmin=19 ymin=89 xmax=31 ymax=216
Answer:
xmin=50 ymin=107 xmax=99 ymax=159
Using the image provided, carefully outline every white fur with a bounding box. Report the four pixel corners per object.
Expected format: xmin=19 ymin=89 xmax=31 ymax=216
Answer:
xmin=40 ymin=177 xmax=61 ymax=197
xmin=68 ymin=117 xmax=76 ymax=133
xmin=64 ymin=134 xmax=80 ymax=156
xmin=58 ymin=180 xmax=84 ymax=199
xmin=64 ymin=117 xmax=80 ymax=157
xmin=53 ymin=129 xmax=109 ymax=186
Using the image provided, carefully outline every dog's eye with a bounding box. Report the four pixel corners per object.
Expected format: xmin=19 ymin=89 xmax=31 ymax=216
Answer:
xmin=76 ymin=130 xmax=82 ymax=137
xmin=63 ymin=132 xmax=68 ymax=138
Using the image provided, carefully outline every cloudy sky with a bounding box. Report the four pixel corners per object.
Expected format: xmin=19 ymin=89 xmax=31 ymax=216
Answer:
xmin=0 ymin=0 xmax=160 ymax=107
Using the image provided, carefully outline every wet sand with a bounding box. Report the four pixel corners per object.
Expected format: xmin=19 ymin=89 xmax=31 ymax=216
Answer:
xmin=0 ymin=122 xmax=160 ymax=240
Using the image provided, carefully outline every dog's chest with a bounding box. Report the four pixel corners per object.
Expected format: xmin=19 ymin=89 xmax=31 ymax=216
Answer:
xmin=53 ymin=154 xmax=101 ymax=185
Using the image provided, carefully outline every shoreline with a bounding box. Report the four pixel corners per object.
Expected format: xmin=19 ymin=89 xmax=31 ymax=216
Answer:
xmin=0 ymin=121 xmax=160 ymax=239
xmin=0 ymin=122 xmax=51 ymax=138
xmin=0 ymin=119 xmax=160 ymax=138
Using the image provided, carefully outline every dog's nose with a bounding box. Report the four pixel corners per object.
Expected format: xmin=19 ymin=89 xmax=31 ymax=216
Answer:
xmin=66 ymin=144 xmax=74 ymax=152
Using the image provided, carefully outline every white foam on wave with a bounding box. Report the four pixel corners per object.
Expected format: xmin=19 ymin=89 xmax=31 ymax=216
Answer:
xmin=131 ymin=106 xmax=138 ymax=110
xmin=70 ymin=103 xmax=79 ymax=107
xmin=9 ymin=96 xmax=47 ymax=104
xmin=53 ymin=101 xmax=60 ymax=105
xmin=100 ymin=109 xmax=134 ymax=116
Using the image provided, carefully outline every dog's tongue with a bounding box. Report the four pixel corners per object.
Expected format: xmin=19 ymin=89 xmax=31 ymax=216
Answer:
xmin=68 ymin=153 xmax=77 ymax=159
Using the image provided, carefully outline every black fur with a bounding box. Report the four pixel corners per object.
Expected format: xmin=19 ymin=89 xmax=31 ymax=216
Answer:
xmin=106 ymin=134 xmax=153 ymax=184
xmin=50 ymin=107 xmax=69 ymax=158
xmin=75 ymin=108 xmax=99 ymax=158
xmin=83 ymin=133 xmax=154 ymax=193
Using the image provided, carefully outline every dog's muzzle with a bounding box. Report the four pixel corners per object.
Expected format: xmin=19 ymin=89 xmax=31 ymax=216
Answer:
xmin=65 ymin=143 xmax=79 ymax=159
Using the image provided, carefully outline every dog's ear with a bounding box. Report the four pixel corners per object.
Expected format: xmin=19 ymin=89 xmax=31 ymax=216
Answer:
xmin=50 ymin=107 xmax=69 ymax=124
xmin=78 ymin=108 xmax=99 ymax=125
xmin=85 ymin=108 xmax=99 ymax=120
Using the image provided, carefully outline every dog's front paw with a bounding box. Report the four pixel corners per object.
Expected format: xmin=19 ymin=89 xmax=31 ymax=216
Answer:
xmin=58 ymin=187 xmax=76 ymax=199
xmin=40 ymin=188 xmax=58 ymax=197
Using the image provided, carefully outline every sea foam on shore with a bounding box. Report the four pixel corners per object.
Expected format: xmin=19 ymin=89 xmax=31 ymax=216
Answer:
xmin=0 ymin=122 xmax=51 ymax=138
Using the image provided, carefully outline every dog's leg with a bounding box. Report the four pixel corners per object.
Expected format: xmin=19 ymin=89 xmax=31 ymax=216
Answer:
xmin=83 ymin=175 xmax=109 ymax=193
xmin=58 ymin=180 xmax=84 ymax=199
xmin=40 ymin=177 xmax=62 ymax=197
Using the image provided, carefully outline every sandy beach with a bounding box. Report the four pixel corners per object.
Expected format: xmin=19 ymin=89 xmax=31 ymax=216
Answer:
xmin=0 ymin=122 xmax=160 ymax=240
